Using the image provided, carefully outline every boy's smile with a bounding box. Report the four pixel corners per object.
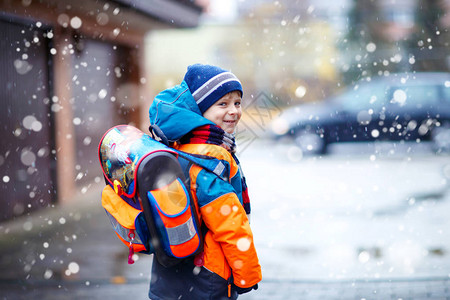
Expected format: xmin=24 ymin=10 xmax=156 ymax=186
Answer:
xmin=202 ymin=91 xmax=242 ymax=134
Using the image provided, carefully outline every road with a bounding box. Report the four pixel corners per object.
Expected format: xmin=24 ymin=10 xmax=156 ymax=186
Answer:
xmin=242 ymin=140 xmax=450 ymax=282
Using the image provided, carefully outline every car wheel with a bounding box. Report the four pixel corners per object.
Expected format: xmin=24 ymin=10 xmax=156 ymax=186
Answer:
xmin=431 ymin=122 xmax=450 ymax=153
xmin=294 ymin=130 xmax=327 ymax=155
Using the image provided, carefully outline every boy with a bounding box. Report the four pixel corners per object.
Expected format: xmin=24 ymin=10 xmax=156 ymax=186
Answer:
xmin=148 ymin=64 xmax=261 ymax=300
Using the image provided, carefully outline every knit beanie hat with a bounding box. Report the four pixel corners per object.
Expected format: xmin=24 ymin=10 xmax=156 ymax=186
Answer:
xmin=184 ymin=64 xmax=243 ymax=114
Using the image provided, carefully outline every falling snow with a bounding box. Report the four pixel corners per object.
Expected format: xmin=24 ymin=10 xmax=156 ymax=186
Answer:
xmin=1 ymin=1 xmax=450 ymax=299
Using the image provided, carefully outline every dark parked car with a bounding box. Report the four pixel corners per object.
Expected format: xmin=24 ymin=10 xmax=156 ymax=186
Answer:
xmin=270 ymin=72 xmax=450 ymax=154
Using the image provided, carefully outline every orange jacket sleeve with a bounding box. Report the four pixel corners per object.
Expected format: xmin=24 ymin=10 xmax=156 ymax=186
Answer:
xmin=194 ymin=166 xmax=262 ymax=288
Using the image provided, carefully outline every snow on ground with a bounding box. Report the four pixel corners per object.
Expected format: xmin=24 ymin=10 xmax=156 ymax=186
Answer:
xmin=239 ymin=140 xmax=450 ymax=281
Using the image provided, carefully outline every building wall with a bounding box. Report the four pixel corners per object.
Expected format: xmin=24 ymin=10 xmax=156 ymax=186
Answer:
xmin=0 ymin=0 xmax=181 ymax=220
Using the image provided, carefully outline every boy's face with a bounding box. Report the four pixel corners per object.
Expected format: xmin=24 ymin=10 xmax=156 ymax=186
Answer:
xmin=203 ymin=91 xmax=242 ymax=134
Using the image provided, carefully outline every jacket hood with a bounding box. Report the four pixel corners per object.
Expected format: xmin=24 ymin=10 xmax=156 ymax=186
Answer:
xmin=148 ymin=81 xmax=214 ymax=141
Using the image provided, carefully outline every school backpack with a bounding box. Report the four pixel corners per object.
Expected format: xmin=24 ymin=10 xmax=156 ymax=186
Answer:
xmin=98 ymin=125 xmax=228 ymax=268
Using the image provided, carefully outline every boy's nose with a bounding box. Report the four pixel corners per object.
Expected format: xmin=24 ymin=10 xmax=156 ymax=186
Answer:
xmin=228 ymin=106 xmax=238 ymax=115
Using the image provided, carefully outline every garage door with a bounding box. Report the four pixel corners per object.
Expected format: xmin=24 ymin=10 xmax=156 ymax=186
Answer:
xmin=0 ymin=17 xmax=56 ymax=221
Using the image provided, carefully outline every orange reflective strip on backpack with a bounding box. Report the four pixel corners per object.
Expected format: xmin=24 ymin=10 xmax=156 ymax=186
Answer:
xmin=169 ymin=231 xmax=201 ymax=257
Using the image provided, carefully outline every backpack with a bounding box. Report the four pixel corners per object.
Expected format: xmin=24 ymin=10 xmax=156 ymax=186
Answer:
xmin=98 ymin=125 xmax=228 ymax=267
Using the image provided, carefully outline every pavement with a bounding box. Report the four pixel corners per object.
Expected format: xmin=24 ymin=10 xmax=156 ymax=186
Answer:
xmin=0 ymin=182 xmax=154 ymax=300
xmin=1 ymin=163 xmax=450 ymax=299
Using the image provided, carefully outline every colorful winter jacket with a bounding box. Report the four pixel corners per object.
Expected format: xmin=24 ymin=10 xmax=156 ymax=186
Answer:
xmin=148 ymin=81 xmax=262 ymax=299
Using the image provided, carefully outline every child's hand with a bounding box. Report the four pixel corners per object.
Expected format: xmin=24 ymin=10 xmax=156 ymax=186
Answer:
xmin=233 ymin=283 xmax=258 ymax=294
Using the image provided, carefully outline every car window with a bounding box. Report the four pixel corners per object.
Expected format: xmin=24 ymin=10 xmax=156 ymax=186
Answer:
xmin=335 ymin=82 xmax=386 ymax=111
xmin=388 ymin=85 xmax=440 ymax=107
xmin=443 ymin=84 xmax=450 ymax=102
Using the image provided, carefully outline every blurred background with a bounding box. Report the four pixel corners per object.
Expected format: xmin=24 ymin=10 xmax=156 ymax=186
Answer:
xmin=1 ymin=0 xmax=450 ymax=299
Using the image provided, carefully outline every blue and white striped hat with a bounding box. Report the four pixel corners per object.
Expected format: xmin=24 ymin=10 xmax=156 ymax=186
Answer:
xmin=184 ymin=64 xmax=243 ymax=114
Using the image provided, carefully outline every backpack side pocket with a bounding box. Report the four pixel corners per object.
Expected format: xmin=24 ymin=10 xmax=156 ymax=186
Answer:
xmin=147 ymin=178 xmax=201 ymax=258
xmin=101 ymin=185 xmax=150 ymax=253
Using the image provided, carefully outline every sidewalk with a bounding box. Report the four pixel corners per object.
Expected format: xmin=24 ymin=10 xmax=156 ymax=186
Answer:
xmin=0 ymin=182 xmax=153 ymax=299
xmin=1 ymin=182 xmax=449 ymax=300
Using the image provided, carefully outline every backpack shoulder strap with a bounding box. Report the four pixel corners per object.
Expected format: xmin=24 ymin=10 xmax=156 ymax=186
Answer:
xmin=174 ymin=150 xmax=229 ymax=181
